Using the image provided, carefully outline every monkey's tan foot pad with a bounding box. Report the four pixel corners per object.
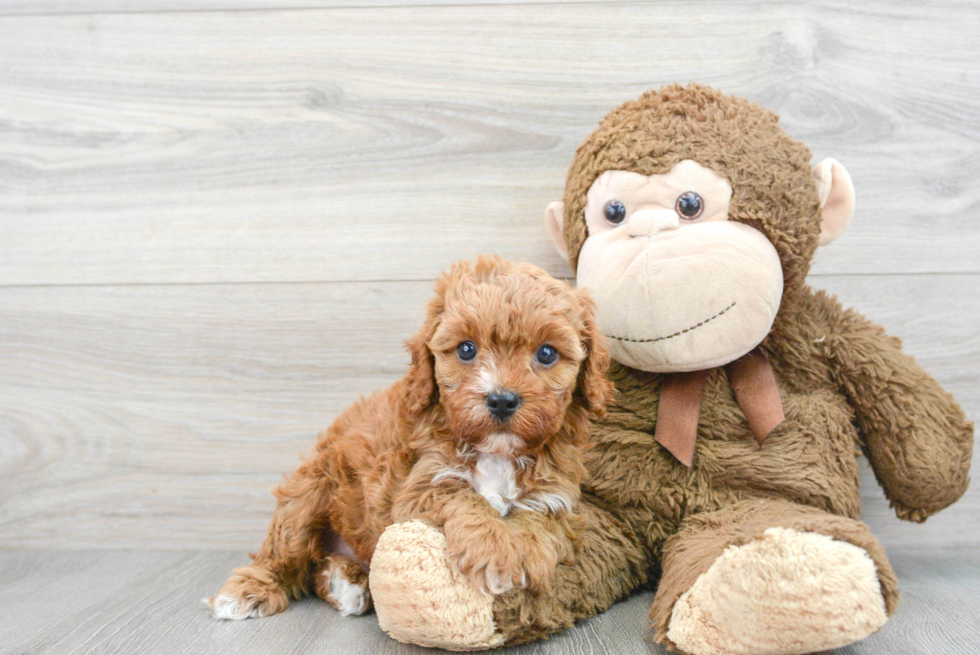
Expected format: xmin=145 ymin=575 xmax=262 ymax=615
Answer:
xmin=369 ymin=520 xmax=505 ymax=651
xmin=667 ymin=527 xmax=888 ymax=655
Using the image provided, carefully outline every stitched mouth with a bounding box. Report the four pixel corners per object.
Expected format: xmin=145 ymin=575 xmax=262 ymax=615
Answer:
xmin=603 ymin=301 xmax=736 ymax=344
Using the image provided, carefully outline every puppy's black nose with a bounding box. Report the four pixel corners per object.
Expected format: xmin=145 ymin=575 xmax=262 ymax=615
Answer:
xmin=486 ymin=389 xmax=521 ymax=421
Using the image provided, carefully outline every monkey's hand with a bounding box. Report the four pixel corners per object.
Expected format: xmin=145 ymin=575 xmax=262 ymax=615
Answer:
xmin=829 ymin=306 xmax=973 ymax=522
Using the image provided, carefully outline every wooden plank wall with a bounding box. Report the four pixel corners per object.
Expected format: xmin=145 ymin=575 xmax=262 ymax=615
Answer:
xmin=1 ymin=0 xmax=977 ymax=551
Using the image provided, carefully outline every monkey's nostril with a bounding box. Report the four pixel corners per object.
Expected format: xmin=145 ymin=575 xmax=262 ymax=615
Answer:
xmin=486 ymin=389 xmax=521 ymax=421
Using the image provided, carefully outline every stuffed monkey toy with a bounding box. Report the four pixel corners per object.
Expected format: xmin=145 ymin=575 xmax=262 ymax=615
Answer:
xmin=368 ymin=84 xmax=974 ymax=655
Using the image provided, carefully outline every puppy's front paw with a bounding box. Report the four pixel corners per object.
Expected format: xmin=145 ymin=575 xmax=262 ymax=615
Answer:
xmin=445 ymin=521 xmax=523 ymax=595
xmin=206 ymin=565 xmax=289 ymax=620
xmin=519 ymin=535 xmax=562 ymax=596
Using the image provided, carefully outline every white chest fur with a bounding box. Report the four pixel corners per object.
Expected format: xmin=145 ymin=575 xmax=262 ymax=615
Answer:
xmin=471 ymin=454 xmax=520 ymax=517
xmin=434 ymin=452 xmax=574 ymax=518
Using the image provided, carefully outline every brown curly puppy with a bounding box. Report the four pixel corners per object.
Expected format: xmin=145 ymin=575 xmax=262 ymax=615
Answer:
xmin=207 ymin=255 xmax=612 ymax=619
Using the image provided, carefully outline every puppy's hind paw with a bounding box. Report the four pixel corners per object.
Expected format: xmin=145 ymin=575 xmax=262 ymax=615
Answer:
xmin=206 ymin=566 xmax=289 ymax=620
xmin=206 ymin=594 xmax=264 ymax=620
xmin=314 ymin=554 xmax=373 ymax=617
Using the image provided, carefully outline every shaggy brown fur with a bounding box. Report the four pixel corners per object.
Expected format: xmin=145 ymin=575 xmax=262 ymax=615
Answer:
xmin=485 ymin=84 xmax=973 ymax=650
xmin=208 ymin=256 xmax=612 ymax=618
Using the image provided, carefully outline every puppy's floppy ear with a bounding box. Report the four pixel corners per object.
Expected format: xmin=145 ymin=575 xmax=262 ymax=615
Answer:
xmin=403 ymin=285 xmax=445 ymax=415
xmin=572 ymin=288 xmax=614 ymax=417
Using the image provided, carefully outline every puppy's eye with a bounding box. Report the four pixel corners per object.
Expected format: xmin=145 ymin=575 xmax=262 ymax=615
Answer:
xmin=604 ymin=199 xmax=627 ymax=225
xmin=456 ymin=341 xmax=477 ymax=362
xmin=675 ymin=191 xmax=704 ymax=220
xmin=536 ymin=344 xmax=559 ymax=366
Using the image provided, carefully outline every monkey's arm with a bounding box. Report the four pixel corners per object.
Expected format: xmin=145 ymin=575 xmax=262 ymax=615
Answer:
xmin=828 ymin=305 xmax=973 ymax=522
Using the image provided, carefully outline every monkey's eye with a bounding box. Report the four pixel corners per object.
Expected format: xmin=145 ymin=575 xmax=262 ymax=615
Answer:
xmin=604 ymin=199 xmax=627 ymax=225
xmin=536 ymin=344 xmax=559 ymax=366
xmin=675 ymin=192 xmax=704 ymax=220
xmin=456 ymin=341 xmax=477 ymax=362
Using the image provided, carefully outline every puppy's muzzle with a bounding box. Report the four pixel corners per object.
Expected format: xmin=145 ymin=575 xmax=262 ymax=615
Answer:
xmin=486 ymin=389 xmax=521 ymax=422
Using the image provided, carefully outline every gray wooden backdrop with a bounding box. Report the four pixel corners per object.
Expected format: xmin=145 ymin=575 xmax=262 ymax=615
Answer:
xmin=1 ymin=0 xmax=977 ymax=558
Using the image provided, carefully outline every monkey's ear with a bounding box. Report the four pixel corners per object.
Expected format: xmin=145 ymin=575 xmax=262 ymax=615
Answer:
xmin=545 ymin=201 xmax=570 ymax=262
xmin=573 ymin=288 xmax=614 ymax=417
xmin=813 ymin=158 xmax=855 ymax=246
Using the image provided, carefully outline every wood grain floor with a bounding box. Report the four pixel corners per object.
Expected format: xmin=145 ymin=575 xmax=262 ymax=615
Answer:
xmin=0 ymin=549 xmax=977 ymax=655
xmin=0 ymin=0 xmax=978 ymax=652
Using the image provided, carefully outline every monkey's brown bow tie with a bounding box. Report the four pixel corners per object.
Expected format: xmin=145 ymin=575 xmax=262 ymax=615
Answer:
xmin=654 ymin=347 xmax=785 ymax=467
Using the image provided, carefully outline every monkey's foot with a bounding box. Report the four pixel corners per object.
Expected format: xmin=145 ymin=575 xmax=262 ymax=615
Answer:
xmin=369 ymin=520 xmax=505 ymax=651
xmin=667 ymin=527 xmax=888 ymax=655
